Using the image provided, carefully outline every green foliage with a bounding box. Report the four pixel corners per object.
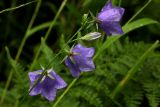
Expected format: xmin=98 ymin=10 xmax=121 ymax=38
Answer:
xmin=32 ymin=38 xmax=65 ymax=73
xmin=53 ymin=39 xmax=160 ymax=107
xmin=144 ymin=82 xmax=160 ymax=107
xmin=94 ymin=18 xmax=158 ymax=59
xmin=2 ymin=47 xmax=29 ymax=107
xmin=0 ymin=0 xmax=160 ymax=107
xmin=124 ymin=89 xmax=144 ymax=107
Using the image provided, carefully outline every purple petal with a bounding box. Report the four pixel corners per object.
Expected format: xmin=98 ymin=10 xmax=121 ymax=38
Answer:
xmin=28 ymin=70 xmax=42 ymax=82
xmin=97 ymin=0 xmax=125 ymax=36
xmin=99 ymin=21 xmax=123 ymax=35
xmin=29 ymin=83 xmax=42 ymax=96
xmin=41 ymin=77 xmax=55 ymax=91
xmin=73 ymin=44 xmax=95 ymax=57
xmin=65 ymin=57 xmax=81 ymax=78
xmin=98 ymin=8 xmax=124 ymax=22
xmin=72 ymin=44 xmax=95 ymax=71
xmin=28 ymin=69 xmax=67 ymax=101
xmin=80 ymin=57 xmax=95 ymax=71
xmin=73 ymin=55 xmax=95 ymax=72
xmin=41 ymin=77 xmax=57 ymax=101
xmin=115 ymin=7 xmax=125 ymax=18
xmin=28 ymin=72 xmax=42 ymax=95
xmin=100 ymin=0 xmax=112 ymax=12
xmin=50 ymin=71 xmax=67 ymax=89
xmin=41 ymin=89 xmax=57 ymax=101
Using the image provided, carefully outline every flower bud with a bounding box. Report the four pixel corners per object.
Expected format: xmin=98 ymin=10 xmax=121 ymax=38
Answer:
xmin=81 ymin=13 xmax=88 ymax=25
xmin=80 ymin=32 xmax=101 ymax=41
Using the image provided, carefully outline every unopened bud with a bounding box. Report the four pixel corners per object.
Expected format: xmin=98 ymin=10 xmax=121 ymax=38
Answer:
xmin=81 ymin=14 xmax=88 ymax=25
xmin=80 ymin=32 xmax=101 ymax=41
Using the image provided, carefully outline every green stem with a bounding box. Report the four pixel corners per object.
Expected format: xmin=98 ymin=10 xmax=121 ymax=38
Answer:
xmin=0 ymin=0 xmax=41 ymax=104
xmin=125 ymin=0 xmax=151 ymax=25
xmin=44 ymin=0 xmax=67 ymax=41
xmin=42 ymin=25 xmax=83 ymax=70
xmin=29 ymin=0 xmax=68 ymax=71
xmin=66 ymin=27 xmax=83 ymax=44
xmin=0 ymin=71 xmax=13 ymax=103
xmin=52 ymin=79 xmax=78 ymax=107
xmin=26 ymin=21 xmax=54 ymax=37
xmin=110 ymin=40 xmax=159 ymax=99
xmin=0 ymin=0 xmax=36 ymax=14
xmin=118 ymin=0 xmax=122 ymax=6
xmin=16 ymin=0 xmax=42 ymax=60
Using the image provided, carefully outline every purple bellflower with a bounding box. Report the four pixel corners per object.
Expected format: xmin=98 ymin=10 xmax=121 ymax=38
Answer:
xmin=28 ymin=69 xmax=67 ymax=101
xmin=97 ymin=0 xmax=125 ymax=35
xmin=65 ymin=44 xmax=95 ymax=78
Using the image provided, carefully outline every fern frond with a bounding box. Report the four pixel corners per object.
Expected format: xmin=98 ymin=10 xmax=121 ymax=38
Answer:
xmin=143 ymin=82 xmax=160 ymax=107
xmin=124 ymin=89 xmax=144 ymax=107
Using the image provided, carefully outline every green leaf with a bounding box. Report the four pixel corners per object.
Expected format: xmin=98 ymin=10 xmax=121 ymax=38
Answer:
xmin=26 ymin=21 xmax=52 ymax=37
xmin=59 ymin=34 xmax=70 ymax=51
xmin=37 ymin=38 xmax=62 ymax=71
xmin=125 ymin=90 xmax=144 ymax=107
xmin=5 ymin=47 xmax=23 ymax=82
xmin=123 ymin=18 xmax=158 ymax=34
xmin=110 ymin=40 xmax=159 ymax=99
xmin=94 ymin=18 xmax=158 ymax=59
xmin=144 ymin=82 xmax=160 ymax=107
xmin=0 ymin=1 xmax=36 ymax=14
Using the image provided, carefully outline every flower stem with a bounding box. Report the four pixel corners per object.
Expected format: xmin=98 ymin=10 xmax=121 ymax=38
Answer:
xmin=26 ymin=21 xmax=54 ymax=37
xmin=125 ymin=0 xmax=151 ymax=25
xmin=0 ymin=0 xmax=36 ymax=14
xmin=16 ymin=0 xmax=42 ymax=61
xmin=52 ymin=79 xmax=78 ymax=107
xmin=118 ymin=0 xmax=122 ymax=6
xmin=110 ymin=40 xmax=159 ymax=99
xmin=0 ymin=0 xmax=41 ymax=104
xmin=29 ymin=0 xmax=68 ymax=71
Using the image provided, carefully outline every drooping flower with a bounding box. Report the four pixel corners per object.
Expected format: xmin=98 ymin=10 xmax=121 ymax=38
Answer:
xmin=97 ymin=0 xmax=125 ymax=35
xmin=28 ymin=69 xmax=67 ymax=101
xmin=65 ymin=44 xmax=95 ymax=78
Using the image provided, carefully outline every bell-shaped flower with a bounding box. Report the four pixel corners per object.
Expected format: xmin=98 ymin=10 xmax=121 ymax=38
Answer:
xmin=28 ymin=69 xmax=67 ymax=101
xmin=65 ymin=44 xmax=95 ymax=78
xmin=97 ymin=0 xmax=125 ymax=35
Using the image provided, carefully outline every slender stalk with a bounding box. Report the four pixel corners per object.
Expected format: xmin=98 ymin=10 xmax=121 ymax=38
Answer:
xmin=44 ymin=0 xmax=67 ymax=41
xmin=0 ymin=0 xmax=36 ymax=14
xmin=0 ymin=71 xmax=13 ymax=103
xmin=125 ymin=0 xmax=151 ymax=25
xmin=52 ymin=79 xmax=78 ymax=107
xmin=0 ymin=0 xmax=41 ymax=104
xmin=26 ymin=21 xmax=53 ymax=37
xmin=44 ymin=26 xmax=83 ymax=70
xmin=110 ymin=40 xmax=159 ymax=99
xmin=16 ymin=0 xmax=42 ymax=60
xmin=118 ymin=0 xmax=122 ymax=6
xmin=29 ymin=0 xmax=68 ymax=71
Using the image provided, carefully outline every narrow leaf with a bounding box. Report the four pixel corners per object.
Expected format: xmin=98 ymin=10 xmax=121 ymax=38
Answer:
xmin=5 ymin=47 xmax=23 ymax=81
xmin=110 ymin=40 xmax=159 ymax=99
xmin=94 ymin=18 xmax=158 ymax=59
